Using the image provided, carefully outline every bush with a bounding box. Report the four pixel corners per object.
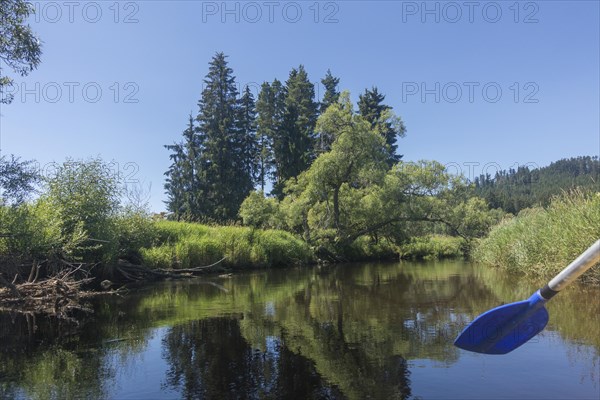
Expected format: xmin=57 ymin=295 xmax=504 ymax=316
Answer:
xmin=399 ymin=235 xmax=465 ymax=260
xmin=341 ymin=236 xmax=398 ymax=261
xmin=42 ymin=158 xmax=123 ymax=263
xmin=114 ymin=209 xmax=157 ymax=262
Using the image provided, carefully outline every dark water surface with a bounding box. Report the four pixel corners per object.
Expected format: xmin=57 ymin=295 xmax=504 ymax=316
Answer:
xmin=1 ymin=261 xmax=598 ymax=399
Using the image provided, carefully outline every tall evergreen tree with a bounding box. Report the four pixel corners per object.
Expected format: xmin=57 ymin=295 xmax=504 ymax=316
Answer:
xmin=317 ymin=69 xmax=341 ymax=152
xmin=320 ymin=69 xmax=340 ymax=113
xmin=358 ymin=87 xmax=406 ymax=166
xmin=272 ymin=66 xmax=319 ymax=197
xmin=236 ymin=85 xmax=259 ymax=189
xmin=195 ymin=52 xmax=254 ymax=221
xmin=164 ymin=114 xmax=205 ymax=219
xmin=256 ymin=82 xmax=276 ymax=192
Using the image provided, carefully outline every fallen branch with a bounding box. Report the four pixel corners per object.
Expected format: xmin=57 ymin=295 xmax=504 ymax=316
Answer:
xmin=156 ymin=257 xmax=227 ymax=274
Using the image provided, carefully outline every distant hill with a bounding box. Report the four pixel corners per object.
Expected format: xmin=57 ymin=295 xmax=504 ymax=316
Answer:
xmin=473 ymin=156 xmax=599 ymax=214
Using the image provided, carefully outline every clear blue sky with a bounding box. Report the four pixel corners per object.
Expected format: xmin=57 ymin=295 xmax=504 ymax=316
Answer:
xmin=1 ymin=1 xmax=598 ymax=212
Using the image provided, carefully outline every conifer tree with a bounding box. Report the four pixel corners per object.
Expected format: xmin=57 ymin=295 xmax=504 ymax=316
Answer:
xmin=255 ymin=82 xmax=275 ymax=192
xmin=317 ymin=69 xmax=341 ymax=152
xmin=164 ymin=115 xmax=205 ymax=219
xmin=320 ymin=69 xmax=340 ymax=113
xmin=358 ymin=87 xmax=406 ymax=166
xmin=272 ymin=66 xmax=318 ymax=196
xmin=236 ymin=85 xmax=259 ymax=190
xmin=196 ymin=52 xmax=254 ymax=221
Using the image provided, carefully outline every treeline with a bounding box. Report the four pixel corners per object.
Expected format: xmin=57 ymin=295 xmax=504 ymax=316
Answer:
xmin=474 ymin=156 xmax=599 ymax=214
xmin=164 ymin=52 xmax=404 ymax=222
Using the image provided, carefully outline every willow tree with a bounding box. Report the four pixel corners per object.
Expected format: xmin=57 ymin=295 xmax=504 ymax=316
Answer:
xmin=241 ymin=92 xmax=497 ymax=254
xmin=0 ymin=0 xmax=42 ymax=104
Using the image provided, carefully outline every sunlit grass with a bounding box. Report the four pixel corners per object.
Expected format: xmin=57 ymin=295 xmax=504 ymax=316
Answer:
xmin=473 ymin=189 xmax=600 ymax=283
xmin=140 ymin=221 xmax=314 ymax=269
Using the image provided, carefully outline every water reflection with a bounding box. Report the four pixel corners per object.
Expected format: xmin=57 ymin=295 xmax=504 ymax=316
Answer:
xmin=162 ymin=318 xmax=347 ymax=399
xmin=0 ymin=260 xmax=598 ymax=399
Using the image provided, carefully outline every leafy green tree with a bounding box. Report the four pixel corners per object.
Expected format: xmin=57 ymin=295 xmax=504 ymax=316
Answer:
xmin=357 ymin=87 xmax=406 ymax=166
xmin=0 ymin=154 xmax=39 ymax=205
xmin=238 ymin=191 xmax=283 ymax=230
xmin=299 ymin=92 xmax=388 ymax=233
xmin=43 ymin=158 xmax=123 ymax=263
xmin=0 ymin=0 xmax=42 ymax=104
xmin=242 ymin=92 xmax=498 ymax=257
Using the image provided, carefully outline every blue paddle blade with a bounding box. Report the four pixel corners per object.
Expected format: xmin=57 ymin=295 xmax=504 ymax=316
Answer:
xmin=454 ymin=291 xmax=549 ymax=354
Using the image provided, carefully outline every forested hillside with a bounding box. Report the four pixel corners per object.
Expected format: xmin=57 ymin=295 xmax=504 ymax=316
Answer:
xmin=473 ymin=156 xmax=599 ymax=214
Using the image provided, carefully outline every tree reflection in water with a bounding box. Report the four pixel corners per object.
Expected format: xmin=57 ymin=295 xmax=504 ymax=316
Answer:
xmin=161 ymin=317 xmax=411 ymax=399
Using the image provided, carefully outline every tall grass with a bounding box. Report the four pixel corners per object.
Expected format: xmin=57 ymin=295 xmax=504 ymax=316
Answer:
xmin=140 ymin=221 xmax=313 ymax=270
xmin=473 ymin=189 xmax=600 ymax=283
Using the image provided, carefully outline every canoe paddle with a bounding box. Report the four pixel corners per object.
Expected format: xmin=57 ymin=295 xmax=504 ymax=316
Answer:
xmin=454 ymin=239 xmax=600 ymax=355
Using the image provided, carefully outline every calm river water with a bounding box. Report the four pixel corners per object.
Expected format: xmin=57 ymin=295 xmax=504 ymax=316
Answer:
xmin=0 ymin=260 xmax=598 ymax=399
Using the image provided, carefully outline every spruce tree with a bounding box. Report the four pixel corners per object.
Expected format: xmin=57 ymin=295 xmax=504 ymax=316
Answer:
xmin=320 ymin=69 xmax=340 ymax=113
xmin=164 ymin=115 xmax=205 ymax=220
xmin=272 ymin=66 xmax=318 ymax=196
xmin=358 ymin=87 xmax=405 ymax=166
xmin=196 ymin=52 xmax=254 ymax=221
xmin=236 ymin=85 xmax=259 ymax=191
xmin=316 ymin=69 xmax=341 ymax=152
xmin=255 ymin=82 xmax=275 ymax=192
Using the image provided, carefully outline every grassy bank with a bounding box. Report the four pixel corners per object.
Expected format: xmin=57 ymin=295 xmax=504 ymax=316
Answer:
xmin=140 ymin=221 xmax=313 ymax=270
xmin=473 ymin=190 xmax=600 ymax=284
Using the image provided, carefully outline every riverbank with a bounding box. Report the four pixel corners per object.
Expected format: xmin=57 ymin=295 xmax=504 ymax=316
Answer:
xmin=140 ymin=221 xmax=314 ymax=270
xmin=473 ymin=189 xmax=600 ymax=284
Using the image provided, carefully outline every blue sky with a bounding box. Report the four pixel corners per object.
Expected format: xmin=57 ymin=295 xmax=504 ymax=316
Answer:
xmin=1 ymin=1 xmax=598 ymax=211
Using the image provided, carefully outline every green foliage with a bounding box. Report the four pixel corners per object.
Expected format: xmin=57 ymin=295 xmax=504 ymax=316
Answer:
xmin=271 ymin=65 xmax=319 ymax=197
xmin=474 ymin=156 xmax=599 ymax=214
xmin=164 ymin=115 xmax=206 ymax=220
xmin=140 ymin=221 xmax=313 ymax=269
xmin=0 ymin=0 xmax=42 ymax=104
xmin=0 ymin=154 xmax=39 ymax=205
xmin=473 ymin=189 xmax=600 ymax=283
xmin=357 ymin=87 xmax=406 ymax=165
xmin=114 ymin=209 xmax=156 ymax=262
xmin=0 ymin=158 xmax=160 ymax=268
xmin=399 ymin=235 xmax=465 ymax=260
xmin=165 ymin=53 xmax=257 ymax=222
xmin=255 ymin=81 xmax=282 ymax=191
xmin=238 ymin=191 xmax=283 ymax=230
xmin=340 ymin=236 xmax=398 ymax=261
xmin=42 ymin=158 xmax=122 ymax=263
xmin=239 ymin=93 xmax=499 ymax=260
xmin=0 ymin=201 xmax=62 ymax=260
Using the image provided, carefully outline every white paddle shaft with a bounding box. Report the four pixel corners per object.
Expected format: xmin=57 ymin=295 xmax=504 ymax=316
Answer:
xmin=548 ymin=240 xmax=600 ymax=292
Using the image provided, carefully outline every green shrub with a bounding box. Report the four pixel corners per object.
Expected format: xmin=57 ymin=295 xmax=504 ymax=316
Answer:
xmin=399 ymin=235 xmax=465 ymax=260
xmin=341 ymin=236 xmax=398 ymax=261
xmin=114 ymin=209 xmax=157 ymax=262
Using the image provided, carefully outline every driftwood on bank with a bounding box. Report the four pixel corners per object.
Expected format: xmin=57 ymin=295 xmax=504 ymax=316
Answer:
xmin=115 ymin=256 xmax=227 ymax=283
xmin=0 ymin=256 xmax=227 ymax=319
xmin=0 ymin=266 xmax=94 ymax=320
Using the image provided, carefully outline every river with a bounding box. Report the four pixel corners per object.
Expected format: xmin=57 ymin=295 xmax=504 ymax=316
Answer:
xmin=0 ymin=260 xmax=598 ymax=399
